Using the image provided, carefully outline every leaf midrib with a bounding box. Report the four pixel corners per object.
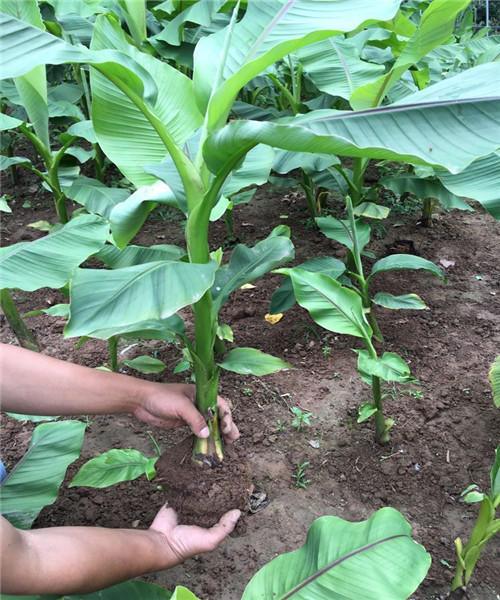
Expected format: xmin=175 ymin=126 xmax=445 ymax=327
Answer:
xmin=280 ymin=533 xmax=408 ymax=600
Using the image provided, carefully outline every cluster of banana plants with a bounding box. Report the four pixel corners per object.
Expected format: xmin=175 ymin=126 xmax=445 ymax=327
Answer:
xmin=2 ymin=0 xmax=500 ymax=459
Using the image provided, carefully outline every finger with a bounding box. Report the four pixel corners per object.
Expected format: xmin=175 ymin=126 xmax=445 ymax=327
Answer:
xmin=222 ymin=419 xmax=240 ymax=443
xmin=217 ymin=397 xmax=240 ymax=441
xmin=178 ymin=401 xmax=210 ymax=438
xmin=150 ymin=504 xmax=179 ymax=532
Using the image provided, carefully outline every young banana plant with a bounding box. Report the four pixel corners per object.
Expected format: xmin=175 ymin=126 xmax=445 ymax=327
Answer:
xmin=274 ymin=196 xmax=445 ymax=443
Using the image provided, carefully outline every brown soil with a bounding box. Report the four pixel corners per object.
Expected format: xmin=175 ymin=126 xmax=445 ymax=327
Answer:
xmin=1 ymin=162 xmax=500 ymax=599
xmin=156 ymin=437 xmax=253 ymax=529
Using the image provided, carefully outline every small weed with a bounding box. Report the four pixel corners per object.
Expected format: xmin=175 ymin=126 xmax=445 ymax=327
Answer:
xmin=462 ymin=387 xmax=471 ymax=395
xmin=333 ymin=371 xmax=340 ymax=378
xmin=293 ymin=322 xmax=322 ymax=343
xmin=292 ymin=461 xmax=311 ymax=489
xmin=290 ymin=406 xmax=313 ymax=431
xmin=276 ymin=419 xmax=287 ymax=432
xmin=381 ymin=383 xmax=399 ymax=403
xmin=242 ymin=387 xmax=253 ymax=397
xmin=407 ymin=389 xmax=423 ymax=401
xmin=322 ymin=346 xmax=331 ymax=357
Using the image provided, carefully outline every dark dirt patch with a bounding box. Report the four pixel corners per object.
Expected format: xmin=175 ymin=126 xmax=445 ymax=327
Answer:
xmin=1 ymin=170 xmax=499 ymax=599
xmin=155 ymin=436 xmax=253 ymax=529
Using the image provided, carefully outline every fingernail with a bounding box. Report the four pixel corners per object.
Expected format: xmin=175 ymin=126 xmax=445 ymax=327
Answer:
xmin=200 ymin=426 xmax=210 ymax=438
xmin=230 ymin=510 xmax=241 ymax=523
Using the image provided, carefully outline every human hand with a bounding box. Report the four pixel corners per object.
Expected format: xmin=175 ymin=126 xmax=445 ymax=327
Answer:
xmin=147 ymin=504 xmax=241 ymax=568
xmin=133 ymin=383 xmax=239 ymax=442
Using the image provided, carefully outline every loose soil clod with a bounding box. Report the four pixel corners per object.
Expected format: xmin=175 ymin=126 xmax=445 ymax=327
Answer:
xmin=155 ymin=436 xmax=253 ymax=529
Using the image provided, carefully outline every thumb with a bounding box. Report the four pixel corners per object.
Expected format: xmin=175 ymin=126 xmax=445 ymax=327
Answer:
xmin=180 ymin=402 xmax=210 ymax=438
xmin=150 ymin=504 xmax=178 ymax=532
xmin=197 ymin=509 xmax=241 ymax=552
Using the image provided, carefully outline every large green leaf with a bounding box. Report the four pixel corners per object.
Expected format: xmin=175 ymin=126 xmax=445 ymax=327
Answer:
xmin=276 ymin=268 xmax=372 ymax=339
xmin=437 ymin=152 xmax=500 ymax=221
xmin=0 ymin=1 xmax=49 ymax=147
xmin=70 ymin=449 xmax=156 ymax=488
xmin=90 ymin=14 xmax=203 ymax=186
xmin=350 ymin=0 xmax=470 ymax=109
xmin=316 ymin=216 xmax=371 ymax=253
xmin=66 ymin=176 xmax=131 ymax=219
xmin=0 ymin=420 xmax=86 ymax=529
xmin=242 ymin=507 xmax=431 ymax=600
xmin=298 ymin=35 xmax=385 ymax=100
xmin=212 ymin=233 xmax=294 ymax=312
xmin=194 ymin=0 xmax=402 ymax=127
xmin=0 ymin=13 xmax=157 ymax=104
xmin=270 ymin=256 xmax=346 ymax=314
xmin=97 ymin=244 xmax=186 ymax=269
xmin=380 ymin=175 xmax=473 ymax=211
xmin=205 ymin=79 xmax=500 ymax=177
xmin=0 ymin=214 xmax=109 ymax=291
xmin=490 ymin=356 xmax=500 ymax=408
xmin=369 ymin=254 xmax=445 ymax=281
xmin=218 ymin=348 xmax=293 ymax=376
xmin=65 ymin=260 xmax=217 ymax=339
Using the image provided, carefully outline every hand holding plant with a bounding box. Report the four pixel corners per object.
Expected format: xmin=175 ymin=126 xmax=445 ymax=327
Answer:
xmin=133 ymin=383 xmax=239 ymax=443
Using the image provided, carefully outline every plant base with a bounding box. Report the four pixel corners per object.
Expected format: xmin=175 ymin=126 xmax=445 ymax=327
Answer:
xmin=155 ymin=436 xmax=253 ymax=528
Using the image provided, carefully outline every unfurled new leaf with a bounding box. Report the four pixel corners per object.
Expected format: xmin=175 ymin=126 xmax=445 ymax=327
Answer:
xmin=355 ymin=350 xmax=413 ymax=383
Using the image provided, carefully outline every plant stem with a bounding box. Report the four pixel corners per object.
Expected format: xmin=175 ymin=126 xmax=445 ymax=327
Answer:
xmin=108 ymin=336 xmax=120 ymax=372
xmin=371 ymin=375 xmax=390 ymax=444
xmin=365 ymin=338 xmax=390 ymax=444
xmin=351 ymin=157 xmax=368 ymax=206
xmin=0 ymin=289 xmax=40 ymax=352
xmin=451 ymin=498 xmax=495 ymax=590
xmin=224 ymin=206 xmax=235 ymax=240
xmin=421 ymin=197 xmax=437 ymax=228
xmin=6 ymin=142 xmax=19 ymax=184
xmin=300 ymin=171 xmax=320 ymax=217
xmin=346 ymin=196 xmax=384 ymax=343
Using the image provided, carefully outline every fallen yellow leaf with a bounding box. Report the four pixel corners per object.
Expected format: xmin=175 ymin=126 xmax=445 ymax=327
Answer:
xmin=265 ymin=313 xmax=283 ymax=324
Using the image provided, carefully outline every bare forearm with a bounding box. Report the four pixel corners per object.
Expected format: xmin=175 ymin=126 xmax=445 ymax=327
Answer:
xmin=0 ymin=344 xmax=147 ymax=416
xmin=2 ymin=520 xmax=173 ymax=594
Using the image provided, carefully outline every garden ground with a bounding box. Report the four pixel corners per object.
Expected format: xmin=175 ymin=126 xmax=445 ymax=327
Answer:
xmin=1 ymin=173 xmax=499 ymax=599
